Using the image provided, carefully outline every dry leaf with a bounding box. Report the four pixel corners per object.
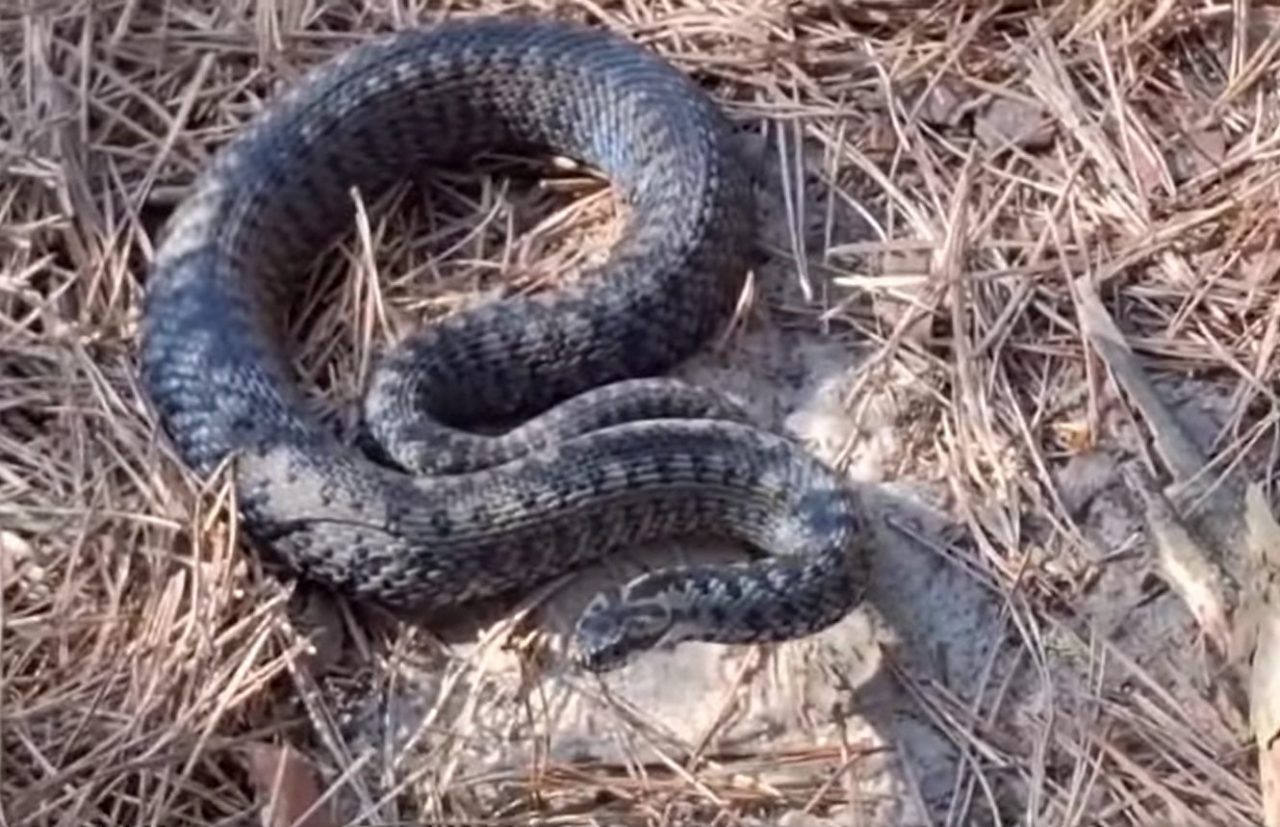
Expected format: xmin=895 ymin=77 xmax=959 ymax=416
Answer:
xmin=1126 ymin=467 xmax=1233 ymax=656
xmin=919 ymin=80 xmax=969 ymax=127
xmin=1170 ymin=126 xmax=1228 ymax=181
xmin=1048 ymin=419 xmax=1095 ymax=456
xmin=242 ymin=743 xmax=336 ymax=827
xmin=877 ymin=248 xmax=933 ymax=346
xmin=1244 ymin=485 xmax=1280 ymax=827
xmin=1244 ymin=249 xmax=1280 ymax=287
xmin=0 ymin=530 xmax=33 ymax=584
xmin=0 ymin=530 xmax=49 ymax=598
xmin=1122 ymin=118 xmax=1172 ymax=199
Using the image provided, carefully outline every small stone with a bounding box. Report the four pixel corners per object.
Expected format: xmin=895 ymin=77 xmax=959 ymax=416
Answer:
xmin=975 ymin=97 xmax=1054 ymax=151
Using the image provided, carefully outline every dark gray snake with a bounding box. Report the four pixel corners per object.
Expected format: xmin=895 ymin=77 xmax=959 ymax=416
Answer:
xmin=139 ymin=16 xmax=867 ymax=671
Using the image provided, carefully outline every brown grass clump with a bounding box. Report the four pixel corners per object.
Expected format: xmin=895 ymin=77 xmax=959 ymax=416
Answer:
xmin=3 ymin=0 xmax=1280 ymax=824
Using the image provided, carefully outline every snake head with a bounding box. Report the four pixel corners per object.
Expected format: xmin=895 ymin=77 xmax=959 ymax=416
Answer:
xmin=572 ymin=590 xmax=674 ymax=673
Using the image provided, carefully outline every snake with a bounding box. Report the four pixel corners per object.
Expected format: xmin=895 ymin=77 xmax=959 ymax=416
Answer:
xmin=138 ymin=16 xmax=868 ymax=672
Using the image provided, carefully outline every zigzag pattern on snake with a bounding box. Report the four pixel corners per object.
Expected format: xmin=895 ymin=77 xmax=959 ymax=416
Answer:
xmin=138 ymin=16 xmax=868 ymax=671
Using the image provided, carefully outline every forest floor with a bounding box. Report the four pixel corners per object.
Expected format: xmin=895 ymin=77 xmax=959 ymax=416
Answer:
xmin=3 ymin=1 xmax=1280 ymax=824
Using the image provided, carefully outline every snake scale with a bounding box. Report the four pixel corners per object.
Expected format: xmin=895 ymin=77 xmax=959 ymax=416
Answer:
xmin=139 ymin=16 xmax=868 ymax=671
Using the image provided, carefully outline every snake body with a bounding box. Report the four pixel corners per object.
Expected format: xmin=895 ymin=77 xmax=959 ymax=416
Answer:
xmin=139 ymin=17 xmax=867 ymax=671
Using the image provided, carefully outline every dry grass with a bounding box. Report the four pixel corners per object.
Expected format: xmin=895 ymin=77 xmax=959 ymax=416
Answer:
xmin=3 ymin=0 xmax=1280 ymax=824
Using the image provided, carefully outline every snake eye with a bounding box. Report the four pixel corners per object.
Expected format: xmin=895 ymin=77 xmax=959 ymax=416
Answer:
xmin=621 ymin=603 xmax=673 ymax=643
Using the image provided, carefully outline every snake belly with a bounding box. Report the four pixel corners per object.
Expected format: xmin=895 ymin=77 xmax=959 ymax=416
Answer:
xmin=138 ymin=17 xmax=868 ymax=671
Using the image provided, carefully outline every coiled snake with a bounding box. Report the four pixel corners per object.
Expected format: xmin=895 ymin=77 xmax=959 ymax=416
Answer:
xmin=139 ymin=17 xmax=867 ymax=671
